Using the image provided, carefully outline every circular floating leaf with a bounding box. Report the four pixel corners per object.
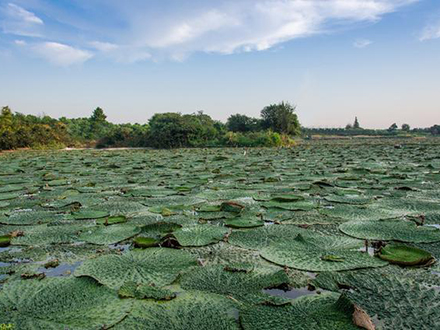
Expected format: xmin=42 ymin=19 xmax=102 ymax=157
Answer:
xmin=0 ymin=192 xmax=20 ymax=201
xmin=229 ymin=225 xmax=308 ymax=250
xmin=240 ymin=293 xmax=357 ymax=330
xmin=79 ymin=224 xmax=141 ymax=245
xmin=324 ymin=195 xmax=372 ymax=205
xmin=0 ymin=235 xmax=11 ymax=247
xmin=262 ymin=200 xmax=316 ymax=211
xmin=339 ymin=220 xmax=440 ymax=243
xmin=75 ymin=248 xmax=197 ymax=289
xmin=12 ymin=224 xmax=86 ymax=246
xmin=260 ymin=234 xmax=386 ymax=272
xmin=0 ymin=201 xmax=10 ymax=208
xmin=114 ymin=292 xmax=239 ymax=330
xmin=0 ymin=277 xmax=132 ymax=329
xmin=0 ymin=210 xmax=64 ymax=225
xmin=224 ymin=216 xmax=264 ymax=228
xmin=134 ymin=236 xmax=160 ymax=248
xmin=379 ymin=244 xmax=434 ymax=266
xmin=72 ymin=209 xmax=110 ymax=220
xmin=96 ymin=215 xmax=127 ymax=225
xmin=319 ymin=204 xmax=405 ymax=221
xmin=173 ymin=224 xmax=229 ymax=247
xmin=180 ymin=265 xmax=290 ymax=304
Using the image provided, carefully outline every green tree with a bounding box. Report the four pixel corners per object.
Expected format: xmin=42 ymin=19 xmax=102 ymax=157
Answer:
xmin=353 ymin=117 xmax=360 ymax=129
xmin=0 ymin=106 xmax=13 ymax=130
xmin=401 ymin=123 xmax=410 ymax=131
xmin=89 ymin=107 xmax=108 ymax=139
xmin=388 ymin=123 xmax=398 ymax=132
xmin=226 ymin=114 xmax=261 ymax=132
xmin=260 ymin=102 xmax=300 ymax=135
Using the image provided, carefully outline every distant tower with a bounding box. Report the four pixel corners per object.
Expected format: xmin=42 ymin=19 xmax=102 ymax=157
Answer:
xmin=353 ymin=117 xmax=360 ymax=129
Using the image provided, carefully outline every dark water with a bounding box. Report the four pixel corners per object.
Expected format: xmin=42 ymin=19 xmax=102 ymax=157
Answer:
xmin=264 ymin=286 xmax=328 ymax=299
xmin=37 ymin=261 xmax=82 ymax=277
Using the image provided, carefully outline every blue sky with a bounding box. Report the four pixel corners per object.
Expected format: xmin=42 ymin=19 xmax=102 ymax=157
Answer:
xmin=0 ymin=0 xmax=439 ymax=128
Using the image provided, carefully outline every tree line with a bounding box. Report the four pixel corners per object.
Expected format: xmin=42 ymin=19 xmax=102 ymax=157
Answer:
xmin=304 ymin=117 xmax=440 ymax=138
xmin=0 ymin=102 xmax=300 ymax=150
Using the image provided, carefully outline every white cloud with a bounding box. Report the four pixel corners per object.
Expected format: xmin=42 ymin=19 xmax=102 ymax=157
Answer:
xmin=3 ymin=0 xmax=418 ymax=62
xmin=122 ymin=0 xmax=416 ymax=59
xmin=353 ymin=38 xmax=373 ymax=48
xmin=2 ymin=3 xmax=44 ymax=36
xmin=32 ymin=42 xmax=93 ymax=66
xmin=89 ymin=41 xmax=119 ymax=52
xmin=420 ymin=20 xmax=440 ymax=41
xmin=7 ymin=3 xmax=43 ymax=25
xmin=14 ymin=39 xmax=26 ymax=46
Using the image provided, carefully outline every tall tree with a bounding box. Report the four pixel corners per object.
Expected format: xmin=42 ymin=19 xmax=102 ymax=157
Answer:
xmin=226 ymin=114 xmax=261 ymax=132
xmin=353 ymin=117 xmax=360 ymax=129
xmin=401 ymin=123 xmax=410 ymax=131
xmin=260 ymin=102 xmax=301 ymax=136
xmin=388 ymin=123 xmax=398 ymax=132
xmin=89 ymin=107 xmax=108 ymax=139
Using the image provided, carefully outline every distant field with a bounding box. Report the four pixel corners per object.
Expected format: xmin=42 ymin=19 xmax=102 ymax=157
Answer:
xmin=1 ymin=139 xmax=440 ymax=329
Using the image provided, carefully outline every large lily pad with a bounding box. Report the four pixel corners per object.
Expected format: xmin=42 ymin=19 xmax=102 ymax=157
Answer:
xmin=173 ymin=224 xmax=229 ymax=247
xmin=78 ymin=224 xmax=141 ymax=245
xmin=240 ymin=293 xmax=357 ymax=330
xmin=75 ymin=248 xmax=197 ymax=289
xmin=339 ymin=220 xmax=440 ymax=243
xmin=378 ymin=244 xmax=434 ymax=266
xmin=0 ymin=276 xmax=132 ymax=329
xmin=180 ymin=264 xmax=291 ymax=304
xmin=260 ymin=233 xmax=387 ymax=271
xmin=114 ymin=292 xmax=239 ymax=330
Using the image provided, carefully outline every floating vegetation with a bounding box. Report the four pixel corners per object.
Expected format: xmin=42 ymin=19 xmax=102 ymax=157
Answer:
xmin=1 ymin=141 xmax=440 ymax=328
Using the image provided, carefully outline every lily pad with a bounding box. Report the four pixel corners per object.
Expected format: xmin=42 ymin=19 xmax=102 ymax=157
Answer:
xmin=75 ymin=248 xmax=197 ymax=289
xmin=240 ymin=293 xmax=357 ymax=330
xmin=0 ymin=277 xmax=132 ymax=329
xmin=180 ymin=265 xmax=291 ymax=305
xmin=173 ymin=224 xmax=229 ymax=247
xmin=78 ymin=224 xmax=141 ymax=245
xmin=72 ymin=209 xmax=110 ymax=220
xmin=339 ymin=220 xmax=440 ymax=243
xmin=224 ymin=215 xmax=264 ymax=228
xmin=260 ymin=234 xmax=387 ymax=272
xmin=114 ymin=292 xmax=239 ymax=330
xmin=378 ymin=244 xmax=434 ymax=266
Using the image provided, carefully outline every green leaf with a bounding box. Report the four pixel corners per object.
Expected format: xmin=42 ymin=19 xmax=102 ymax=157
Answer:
xmin=240 ymin=293 xmax=357 ymax=330
xmin=378 ymin=244 xmax=434 ymax=266
xmin=75 ymin=248 xmax=197 ymax=289
xmin=72 ymin=209 xmax=110 ymax=220
xmin=339 ymin=220 xmax=440 ymax=243
xmin=180 ymin=265 xmax=290 ymax=305
xmin=173 ymin=224 xmax=229 ymax=247
xmin=78 ymin=224 xmax=141 ymax=245
xmin=260 ymin=234 xmax=387 ymax=272
xmin=0 ymin=277 xmax=132 ymax=329
xmin=113 ymin=292 xmax=239 ymax=330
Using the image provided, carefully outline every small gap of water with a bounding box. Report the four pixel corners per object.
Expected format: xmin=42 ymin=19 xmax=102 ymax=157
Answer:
xmin=0 ymin=247 xmax=11 ymax=253
xmin=109 ymin=243 xmax=131 ymax=252
xmin=357 ymin=247 xmax=375 ymax=257
xmin=0 ymin=261 xmax=11 ymax=267
xmin=425 ymin=224 xmax=440 ymax=229
xmin=37 ymin=261 xmax=82 ymax=277
xmin=264 ymin=221 xmax=275 ymax=226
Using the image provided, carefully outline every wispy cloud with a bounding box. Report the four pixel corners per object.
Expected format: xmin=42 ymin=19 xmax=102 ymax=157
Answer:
xmin=419 ymin=19 xmax=440 ymax=41
xmin=353 ymin=38 xmax=373 ymax=48
xmin=2 ymin=3 xmax=44 ymax=37
xmin=31 ymin=42 xmax=93 ymax=66
xmin=1 ymin=0 xmax=418 ymax=63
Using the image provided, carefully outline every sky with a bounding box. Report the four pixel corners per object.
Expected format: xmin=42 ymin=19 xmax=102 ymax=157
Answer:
xmin=0 ymin=0 xmax=439 ymax=128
